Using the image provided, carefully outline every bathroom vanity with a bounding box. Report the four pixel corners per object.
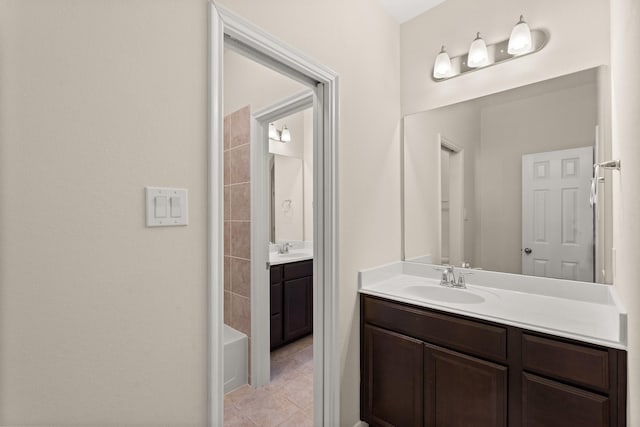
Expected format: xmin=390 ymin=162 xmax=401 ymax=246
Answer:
xmin=359 ymin=262 xmax=627 ymax=427
xmin=270 ymin=259 xmax=313 ymax=349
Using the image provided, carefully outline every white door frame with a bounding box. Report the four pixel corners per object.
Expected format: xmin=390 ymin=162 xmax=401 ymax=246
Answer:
xmin=208 ymin=3 xmax=340 ymax=427
xmin=251 ymin=90 xmax=314 ymax=387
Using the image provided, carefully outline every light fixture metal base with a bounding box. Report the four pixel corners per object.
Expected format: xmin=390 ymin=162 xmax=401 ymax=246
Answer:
xmin=433 ymin=29 xmax=548 ymax=82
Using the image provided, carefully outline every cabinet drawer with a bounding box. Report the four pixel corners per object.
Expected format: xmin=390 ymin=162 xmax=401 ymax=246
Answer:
xmin=270 ymin=265 xmax=283 ymax=284
xmin=522 ymin=373 xmax=609 ymax=427
xmin=522 ymin=334 xmax=609 ymax=390
xmin=363 ymin=296 xmax=506 ymax=361
xmin=283 ymin=260 xmax=313 ymax=281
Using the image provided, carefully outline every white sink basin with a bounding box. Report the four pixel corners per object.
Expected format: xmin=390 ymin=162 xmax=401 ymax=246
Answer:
xmin=402 ymin=285 xmax=485 ymax=304
xmin=275 ymin=252 xmax=305 ymax=258
xmin=269 ymin=248 xmax=314 ymax=265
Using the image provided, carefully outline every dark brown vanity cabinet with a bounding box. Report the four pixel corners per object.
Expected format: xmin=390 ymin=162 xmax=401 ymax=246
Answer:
xmin=360 ymin=294 xmax=627 ymax=427
xmin=270 ymin=260 xmax=313 ymax=350
xmin=363 ymin=325 xmax=424 ymax=427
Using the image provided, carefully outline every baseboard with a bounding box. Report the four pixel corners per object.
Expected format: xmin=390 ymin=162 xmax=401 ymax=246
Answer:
xmin=353 ymin=421 xmax=368 ymax=427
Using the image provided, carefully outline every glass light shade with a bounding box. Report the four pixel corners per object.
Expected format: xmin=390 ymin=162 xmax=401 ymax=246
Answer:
xmin=508 ymin=16 xmax=532 ymax=55
xmin=433 ymin=46 xmax=452 ymax=79
xmin=467 ymin=33 xmax=489 ymax=68
xmin=268 ymin=123 xmax=279 ymax=140
xmin=280 ymin=125 xmax=291 ymax=142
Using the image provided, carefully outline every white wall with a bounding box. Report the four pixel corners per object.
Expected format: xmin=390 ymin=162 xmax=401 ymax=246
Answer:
xmin=610 ymin=0 xmax=640 ymax=423
xmin=401 ymin=0 xmax=610 ymax=113
xmin=0 ymin=0 xmax=208 ymax=424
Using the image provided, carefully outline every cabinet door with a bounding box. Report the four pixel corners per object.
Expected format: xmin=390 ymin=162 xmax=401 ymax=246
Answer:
xmin=363 ymin=325 xmax=424 ymax=427
xmin=283 ymin=276 xmax=312 ymax=341
xmin=425 ymin=344 xmax=507 ymax=427
xmin=522 ymin=373 xmax=610 ymax=427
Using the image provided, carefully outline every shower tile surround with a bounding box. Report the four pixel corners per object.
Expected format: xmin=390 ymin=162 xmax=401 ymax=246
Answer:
xmin=224 ymin=106 xmax=252 ymax=380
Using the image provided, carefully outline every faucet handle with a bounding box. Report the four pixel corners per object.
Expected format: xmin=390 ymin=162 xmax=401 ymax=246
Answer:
xmin=457 ymin=272 xmax=473 ymax=288
xmin=434 ymin=265 xmax=454 ymax=286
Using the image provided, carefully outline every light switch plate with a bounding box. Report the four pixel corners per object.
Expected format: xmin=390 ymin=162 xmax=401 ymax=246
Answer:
xmin=145 ymin=187 xmax=188 ymax=227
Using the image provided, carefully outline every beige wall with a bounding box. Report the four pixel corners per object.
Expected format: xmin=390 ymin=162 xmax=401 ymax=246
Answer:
xmin=303 ymin=109 xmax=314 ymax=241
xmin=0 ymin=0 xmax=208 ymax=424
xmin=273 ymin=155 xmax=304 ymax=242
xmin=610 ymin=0 xmax=640 ymax=423
xmin=0 ymin=0 xmax=400 ymax=425
xmin=224 ymin=49 xmax=305 ymax=115
xmin=404 ymin=102 xmax=480 ymax=265
xmin=2 ymin=0 xmax=631 ymax=425
xmin=401 ymin=0 xmax=610 ymax=113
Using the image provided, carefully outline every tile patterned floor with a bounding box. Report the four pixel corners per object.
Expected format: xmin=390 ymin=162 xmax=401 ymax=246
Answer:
xmin=224 ymin=335 xmax=313 ymax=426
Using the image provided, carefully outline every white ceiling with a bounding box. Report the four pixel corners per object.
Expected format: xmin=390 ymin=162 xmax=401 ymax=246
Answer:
xmin=377 ymin=0 xmax=447 ymax=24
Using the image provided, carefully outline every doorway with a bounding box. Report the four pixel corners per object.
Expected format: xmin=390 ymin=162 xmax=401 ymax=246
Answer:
xmin=252 ymin=94 xmax=314 ymax=388
xmin=209 ymin=4 xmax=339 ymax=427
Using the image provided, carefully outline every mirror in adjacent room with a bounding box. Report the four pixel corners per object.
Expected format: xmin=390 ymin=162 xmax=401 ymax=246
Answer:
xmin=269 ymin=108 xmax=313 ymax=243
xmin=403 ymin=67 xmax=613 ymax=284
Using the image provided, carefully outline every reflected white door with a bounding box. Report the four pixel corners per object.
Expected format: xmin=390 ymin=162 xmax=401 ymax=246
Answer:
xmin=522 ymin=147 xmax=593 ymax=281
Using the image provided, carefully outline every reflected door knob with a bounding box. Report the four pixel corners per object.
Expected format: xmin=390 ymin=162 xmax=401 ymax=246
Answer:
xmin=524 ymin=248 xmax=532 ymax=254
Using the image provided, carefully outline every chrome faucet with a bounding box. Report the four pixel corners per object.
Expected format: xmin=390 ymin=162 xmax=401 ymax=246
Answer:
xmin=436 ymin=265 xmax=469 ymax=289
xmin=278 ymin=242 xmax=293 ymax=254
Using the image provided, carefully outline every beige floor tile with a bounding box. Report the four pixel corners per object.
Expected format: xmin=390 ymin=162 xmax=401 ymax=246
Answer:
xmin=278 ymin=373 xmax=314 ymax=409
xmin=225 ymin=384 xmax=255 ymax=405
xmin=224 ymin=337 xmax=314 ymax=426
xmin=225 ymin=403 xmax=257 ymax=426
xmin=236 ymin=389 xmax=300 ymax=427
xmin=276 ymin=406 xmax=314 ymax=427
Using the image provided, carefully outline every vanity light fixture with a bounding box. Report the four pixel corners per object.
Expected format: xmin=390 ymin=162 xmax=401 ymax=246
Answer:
xmin=467 ymin=32 xmax=489 ymax=68
xmin=268 ymin=122 xmax=279 ymax=140
xmin=268 ymin=123 xmax=291 ymax=142
xmin=280 ymin=125 xmax=291 ymax=142
xmin=431 ymin=14 xmax=548 ymax=82
xmin=433 ymin=46 xmax=453 ymax=79
xmin=508 ymin=15 xmax=533 ymax=55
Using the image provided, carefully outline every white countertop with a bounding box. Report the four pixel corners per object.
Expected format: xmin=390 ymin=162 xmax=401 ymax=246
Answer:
xmin=269 ymin=241 xmax=313 ymax=266
xmin=359 ymin=262 xmax=627 ymax=350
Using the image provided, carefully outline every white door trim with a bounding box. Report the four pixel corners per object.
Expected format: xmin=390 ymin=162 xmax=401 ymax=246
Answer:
xmin=251 ymin=90 xmax=314 ymax=387
xmin=208 ymin=3 xmax=340 ymax=426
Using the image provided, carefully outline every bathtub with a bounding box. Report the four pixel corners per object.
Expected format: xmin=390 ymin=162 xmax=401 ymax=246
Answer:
xmin=224 ymin=324 xmax=248 ymax=394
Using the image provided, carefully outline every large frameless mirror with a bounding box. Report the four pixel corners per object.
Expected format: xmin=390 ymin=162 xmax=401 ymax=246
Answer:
xmin=402 ymin=67 xmax=613 ymax=284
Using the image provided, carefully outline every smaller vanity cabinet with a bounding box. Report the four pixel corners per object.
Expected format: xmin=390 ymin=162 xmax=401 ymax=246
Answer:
xmin=271 ymin=260 xmax=313 ymax=350
xmin=360 ymin=294 xmax=627 ymax=427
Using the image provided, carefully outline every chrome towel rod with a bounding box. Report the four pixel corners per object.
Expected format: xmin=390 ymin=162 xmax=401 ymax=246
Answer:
xmin=597 ymin=160 xmax=621 ymax=170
